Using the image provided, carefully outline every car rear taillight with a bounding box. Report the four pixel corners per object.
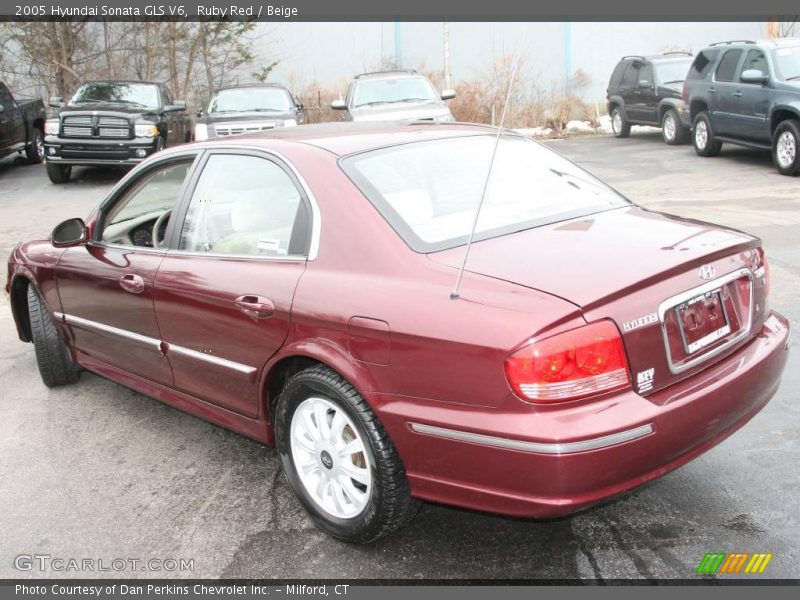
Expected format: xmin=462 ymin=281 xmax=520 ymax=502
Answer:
xmin=504 ymin=320 xmax=631 ymax=403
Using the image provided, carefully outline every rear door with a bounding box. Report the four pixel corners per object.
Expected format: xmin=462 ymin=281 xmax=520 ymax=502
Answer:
xmin=711 ymin=48 xmax=745 ymax=135
xmin=154 ymin=149 xmax=313 ymax=418
xmin=635 ymin=62 xmax=659 ymax=123
xmin=620 ymin=62 xmax=642 ymax=120
xmin=732 ymin=48 xmax=772 ymax=141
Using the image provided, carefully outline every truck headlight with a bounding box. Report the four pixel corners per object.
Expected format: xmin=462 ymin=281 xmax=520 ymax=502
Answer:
xmin=44 ymin=120 xmax=60 ymax=135
xmin=283 ymin=119 xmax=297 ymax=127
xmin=194 ymin=123 xmax=208 ymax=141
xmin=135 ymin=123 xmax=158 ymax=138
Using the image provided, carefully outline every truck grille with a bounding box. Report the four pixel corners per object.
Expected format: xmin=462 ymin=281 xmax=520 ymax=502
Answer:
xmin=213 ymin=122 xmax=277 ymax=137
xmin=62 ymin=115 xmax=131 ymax=139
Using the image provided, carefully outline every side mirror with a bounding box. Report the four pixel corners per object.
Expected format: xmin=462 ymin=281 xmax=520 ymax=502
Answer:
xmin=741 ymin=69 xmax=768 ymax=84
xmin=49 ymin=97 xmax=65 ymax=108
xmin=296 ymin=103 xmax=305 ymax=112
xmin=441 ymin=89 xmax=456 ymax=101
xmin=331 ymin=99 xmax=347 ymax=110
xmin=51 ymin=218 xmax=88 ymax=247
xmin=0 ymin=104 xmax=4 ymax=113
xmin=196 ymin=109 xmax=203 ymax=118
xmin=638 ymin=80 xmax=653 ymax=89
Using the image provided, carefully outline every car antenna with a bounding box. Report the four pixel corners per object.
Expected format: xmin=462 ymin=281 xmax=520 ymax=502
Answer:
xmin=450 ymin=54 xmax=521 ymax=300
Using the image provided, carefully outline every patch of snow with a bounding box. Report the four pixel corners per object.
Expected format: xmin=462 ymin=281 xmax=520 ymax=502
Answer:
xmin=565 ymin=120 xmax=594 ymax=133
xmin=514 ymin=127 xmax=553 ymax=138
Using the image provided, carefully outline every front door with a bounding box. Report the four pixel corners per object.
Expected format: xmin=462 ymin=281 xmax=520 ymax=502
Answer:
xmin=0 ymin=84 xmax=25 ymax=153
xmin=154 ymin=150 xmax=312 ymax=418
xmin=732 ymin=48 xmax=771 ymax=141
xmin=56 ymin=155 xmax=197 ymax=385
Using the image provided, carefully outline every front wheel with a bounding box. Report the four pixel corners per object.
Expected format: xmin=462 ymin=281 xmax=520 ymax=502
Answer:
xmin=27 ymin=285 xmax=81 ymax=388
xmin=662 ymin=109 xmax=689 ymax=145
xmin=693 ymin=112 xmax=722 ymax=157
xmin=773 ymin=119 xmax=800 ymax=176
xmin=611 ymin=107 xmax=631 ymax=138
xmin=275 ymin=365 xmax=418 ymax=543
xmin=46 ymin=162 xmax=72 ymax=184
xmin=26 ymin=128 xmax=45 ymax=164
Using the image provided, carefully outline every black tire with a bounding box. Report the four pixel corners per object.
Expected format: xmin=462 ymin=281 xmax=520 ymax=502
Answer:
xmin=772 ymin=118 xmax=800 ymax=176
xmin=611 ymin=106 xmax=631 ymax=138
xmin=46 ymin=162 xmax=72 ymax=184
xmin=27 ymin=285 xmax=80 ymax=388
xmin=26 ymin=128 xmax=45 ymax=164
xmin=275 ymin=364 xmax=418 ymax=543
xmin=662 ymin=109 xmax=689 ymax=145
xmin=693 ymin=112 xmax=722 ymax=157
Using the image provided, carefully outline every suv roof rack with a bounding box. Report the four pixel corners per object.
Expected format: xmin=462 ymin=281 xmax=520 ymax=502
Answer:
xmin=661 ymin=51 xmax=693 ymax=56
xmin=354 ymin=69 xmax=418 ymax=79
xmin=621 ymin=55 xmax=646 ymax=61
xmin=709 ymin=40 xmax=756 ymax=46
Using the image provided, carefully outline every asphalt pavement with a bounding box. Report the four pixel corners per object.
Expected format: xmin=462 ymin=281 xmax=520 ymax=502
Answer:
xmin=0 ymin=128 xmax=797 ymax=579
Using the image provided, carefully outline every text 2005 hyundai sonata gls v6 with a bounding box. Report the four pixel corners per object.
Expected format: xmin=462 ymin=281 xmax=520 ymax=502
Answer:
xmin=6 ymin=123 xmax=789 ymax=542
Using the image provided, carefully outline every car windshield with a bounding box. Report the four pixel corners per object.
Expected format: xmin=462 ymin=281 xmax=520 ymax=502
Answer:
xmin=70 ymin=82 xmax=160 ymax=109
xmin=341 ymin=135 xmax=630 ymax=252
xmin=353 ymin=77 xmax=438 ymax=107
xmin=655 ymin=58 xmax=693 ymax=83
xmin=771 ymin=45 xmax=800 ymax=80
xmin=207 ymin=87 xmax=293 ymax=113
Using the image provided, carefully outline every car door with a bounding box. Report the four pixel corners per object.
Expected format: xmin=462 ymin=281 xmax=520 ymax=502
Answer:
xmin=153 ymin=150 xmax=312 ymax=418
xmin=732 ymin=48 xmax=772 ymax=141
xmin=619 ymin=63 xmax=642 ymax=121
xmin=160 ymin=85 xmax=184 ymax=146
xmin=635 ymin=62 xmax=659 ymax=124
xmin=55 ymin=153 xmax=199 ymax=385
xmin=0 ymin=83 xmax=25 ymax=152
xmin=710 ymin=48 xmax=745 ymax=135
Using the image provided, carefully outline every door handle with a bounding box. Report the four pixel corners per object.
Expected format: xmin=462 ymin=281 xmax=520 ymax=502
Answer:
xmin=119 ymin=273 xmax=145 ymax=294
xmin=733 ymin=91 xmax=743 ymax=98
xmin=234 ymin=295 xmax=275 ymax=319
xmin=708 ymin=87 xmax=716 ymax=94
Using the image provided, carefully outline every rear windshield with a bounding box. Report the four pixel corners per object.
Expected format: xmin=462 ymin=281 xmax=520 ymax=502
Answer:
xmin=341 ymin=135 xmax=629 ymax=253
xmin=655 ymin=58 xmax=693 ymax=84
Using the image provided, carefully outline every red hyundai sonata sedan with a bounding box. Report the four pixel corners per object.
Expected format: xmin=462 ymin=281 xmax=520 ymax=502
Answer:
xmin=6 ymin=123 xmax=789 ymax=542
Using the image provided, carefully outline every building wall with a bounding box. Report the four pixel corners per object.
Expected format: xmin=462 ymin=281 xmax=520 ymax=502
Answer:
xmin=263 ymin=21 xmax=767 ymax=100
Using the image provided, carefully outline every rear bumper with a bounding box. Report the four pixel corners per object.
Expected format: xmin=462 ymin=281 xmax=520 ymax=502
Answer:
xmin=373 ymin=311 xmax=790 ymax=517
xmin=44 ymin=134 xmax=158 ymax=166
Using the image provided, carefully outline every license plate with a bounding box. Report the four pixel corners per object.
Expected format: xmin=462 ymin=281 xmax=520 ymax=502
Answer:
xmin=676 ymin=290 xmax=730 ymax=354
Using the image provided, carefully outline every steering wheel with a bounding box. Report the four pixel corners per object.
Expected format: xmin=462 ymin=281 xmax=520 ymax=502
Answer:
xmin=152 ymin=209 xmax=173 ymax=248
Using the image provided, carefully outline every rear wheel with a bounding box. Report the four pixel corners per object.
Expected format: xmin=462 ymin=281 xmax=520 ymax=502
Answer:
xmin=611 ymin=106 xmax=631 ymax=138
xmin=693 ymin=112 xmax=722 ymax=157
xmin=26 ymin=128 xmax=45 ymax=164
xmin=46 ymin=162 xmax=72 ymax=184
xmin=27 ymin=285 xmax=81 ymax=388
xmin=275 ymin=364 xmax=418 ymax=543
xmin=662 ymin=109 xmax=689 ymax=145
xmin=772 ymin=119 xmax=800 ymax=176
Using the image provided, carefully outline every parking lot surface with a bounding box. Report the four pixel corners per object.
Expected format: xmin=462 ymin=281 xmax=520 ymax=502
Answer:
xmin=0 ymin=129 xmax=798 ymax=579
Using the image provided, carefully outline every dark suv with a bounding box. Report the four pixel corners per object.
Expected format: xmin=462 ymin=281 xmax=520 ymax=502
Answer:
xmin=685 ymin=39 xmax=800 ymax=175
xmin=607 ymin=52 xmax=694 ymax=145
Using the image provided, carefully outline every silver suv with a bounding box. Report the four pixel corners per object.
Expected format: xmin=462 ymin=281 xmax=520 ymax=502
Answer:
xmin=331 ymin=70 xmax=456 ymax=123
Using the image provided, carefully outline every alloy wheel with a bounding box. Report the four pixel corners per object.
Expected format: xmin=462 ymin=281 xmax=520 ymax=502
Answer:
xmin=695 ymin=120 xmax=708 ymax=149
xmin=612 ymin=110 xmax=622 ymax=134
xmin=776 ymin=130 xmax=797 ymax=169
xmin=290 ymin=396 xmax=371 ymax=519
xmin=663 ymin=114 xmax=676 ymax=142
xmin=36 ymin=136 xmax=45 ymax=160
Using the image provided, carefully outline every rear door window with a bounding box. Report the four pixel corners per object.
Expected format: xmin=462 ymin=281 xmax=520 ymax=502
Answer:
xmin=688 ymin=49 xmax=720 ymax=80
xmin=715 ymin=49 xmax=744 ymax=82
xmin=620 ymin=64 xmax=639 ymax=88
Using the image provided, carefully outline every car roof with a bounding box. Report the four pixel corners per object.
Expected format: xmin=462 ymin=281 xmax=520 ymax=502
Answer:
xmin=215 ymin=83 xmax=291 ymax=92
xmin=83 ymin=80 xmax=160 ymax=85
xmin=703 ymin=38 xmax=800 ymax=50
xmin=353 ymin=70 xmax=424 ymax=82
xmin=196 ymin=122 xmax=505 ymax=157
xmin=620 ymin=53 xmax=693 ymax=63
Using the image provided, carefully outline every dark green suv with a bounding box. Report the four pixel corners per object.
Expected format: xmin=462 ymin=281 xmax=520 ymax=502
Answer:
xmin=606 ymin=52 xmax=694 ymax=145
